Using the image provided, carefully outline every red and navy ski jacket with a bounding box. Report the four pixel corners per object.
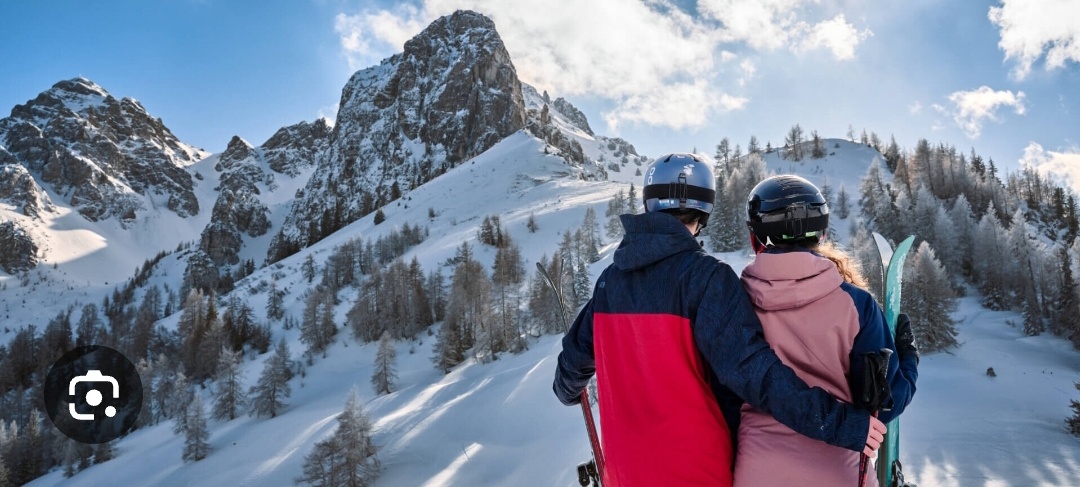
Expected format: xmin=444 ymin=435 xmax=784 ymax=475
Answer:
xmin=554 ymin=212 xmax=871 ymax=487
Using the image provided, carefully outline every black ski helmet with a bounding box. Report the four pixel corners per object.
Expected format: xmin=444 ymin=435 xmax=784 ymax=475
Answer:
xmin=746 ymin=174 xmax=829 ymax=248
xmin=642 ymin=153 xmax=716 ymax=227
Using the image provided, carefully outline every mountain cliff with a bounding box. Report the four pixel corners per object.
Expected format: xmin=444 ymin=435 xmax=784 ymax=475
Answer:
xmin=266 ymin=10 xmax=529 ymax=262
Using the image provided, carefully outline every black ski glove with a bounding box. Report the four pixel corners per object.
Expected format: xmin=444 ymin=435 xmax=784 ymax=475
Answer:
xmin=850 ymin=348 xmax=894 ymax=413
xmin=895 ymin=313 xmax=919 ymax=365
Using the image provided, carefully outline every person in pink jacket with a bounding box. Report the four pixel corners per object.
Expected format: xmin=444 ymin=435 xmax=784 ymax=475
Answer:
xmin=734 ymin=174 xmax=919 ymax=487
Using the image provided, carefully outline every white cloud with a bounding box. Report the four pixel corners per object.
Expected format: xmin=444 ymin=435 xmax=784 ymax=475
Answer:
xmin=738 ymin=59 xmax=757 ymax=87
xmin=1022 ymin=142 xmax=1080 ymax=194
xmin=989 ymin=0 xmax=1080 ymax=79
xmin=334 ymin=0 xmax=868 ymax=132
xmin=796 ymin=14 xmax=873 ymax=60
xmin=909 ymin=101 xmax=922 ymax=115
xmin=335 ymin=7 xmax=427 ymax=70
xmin=946 ymin=86 xmax=1026 ymax=139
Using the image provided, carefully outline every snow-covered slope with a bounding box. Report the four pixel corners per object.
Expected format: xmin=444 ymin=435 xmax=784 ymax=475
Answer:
xmin=24 ymin=132 xmax=1080 ymax=487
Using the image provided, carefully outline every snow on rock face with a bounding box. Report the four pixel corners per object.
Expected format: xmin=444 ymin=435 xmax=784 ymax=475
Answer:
xmin=0 ymin=77 xmax=202 ymax=223
xmin=266 ymin=9 xmax=527 ymax=263
xmin=0 ymin=151 xmax=54 ymax=218
xmin=261 ymin=118 xmax=330 ymax=177
xmin=0 ymin=220 xmax=38 ymax=273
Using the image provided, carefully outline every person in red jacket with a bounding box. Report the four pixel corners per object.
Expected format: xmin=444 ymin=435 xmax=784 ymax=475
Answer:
xmin=554 ymin=154 xmax=886 ymax=487
xmin=734 ymin=174 xmax=919 ymax=487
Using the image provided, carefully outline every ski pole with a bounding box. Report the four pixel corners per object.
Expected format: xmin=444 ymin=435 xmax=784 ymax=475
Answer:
xmin=538 ymin=262 xmax=605 ymax=486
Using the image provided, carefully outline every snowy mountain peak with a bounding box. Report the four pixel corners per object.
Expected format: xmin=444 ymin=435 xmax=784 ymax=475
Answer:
xmin=266 ymin=9 xmax=529 ymax=263
xmin=0 ymin=77 xmax=205 ymax=223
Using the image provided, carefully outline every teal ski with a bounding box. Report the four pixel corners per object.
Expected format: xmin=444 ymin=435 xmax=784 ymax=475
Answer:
xmin=871 ymin=233 xmax=915 ymax=487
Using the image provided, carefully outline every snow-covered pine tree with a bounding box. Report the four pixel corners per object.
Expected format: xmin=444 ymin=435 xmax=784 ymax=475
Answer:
xmin=627 ymin=183 xmax=640 ymax=215
xmin=435 ymin=242 xmax=490 ymax=368
xmin=296 ymin=387 xmax=380 ymax=486
xmin=170 ymin=371 xmax=194 ymax=434
xmin=947 ymin=194 xmax=977 ymax=276
xmin=177 ymin=289 xmax=208 ymax=379
xmin=574 ymin=254 xmax=592 ymax=307
xmin=131 ymin=285 xmax=161 ymax=361
xmin=858 ymin=162 xmax=895 ymax=239
xmin=811 ymin=130 xmax=825 ymax=159
xmin=1051 ymin=245 xmax=1079 ymax=343
xmin=250 ymin=338 xmax=293 ymax=418
xmin=581 ymin=207 xmax=602 ymax=263
xmin=75 ymin=302 xmax=103 ymax=347
xmin=62 ymin=440 xmax=77 ymax=478
xmin=302 ymin=254 xmax=317 ymax=283
xmin=182 ymin=395 xmax=210 ymax=462
xmin=974 ymin=204 xmax=1010 ymax=310
xmin=372 ymin=331 xmax=397 ymax=395
xmin=301 ymin=286 xmax=337 ymax=356
xmin=1068 ymin=382 xmax=1080 ymax=436
xmin=912 ymin=186 xmax=941 ymax=247
xmin=193 ymin=311 xmax=225 ymax=380
xmin=850 ymin=221 xmax=884 ymax=302
xmin=266 ymin=279 xmax=285 ymax=321
xmin=212 ymin=347 xmax=246 ymax=421
xmin=605 ymin=189 xmax=627 ymax=240
xmin=558 ymin=231 xmax=581 ymax=308
xmin=902 ymin=242 xmax=959 ymax=352
xmin=836 ymin=184 xmax=851 ymax=219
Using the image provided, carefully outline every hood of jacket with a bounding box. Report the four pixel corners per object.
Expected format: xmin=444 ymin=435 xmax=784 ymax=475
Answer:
xmin=613 ymin=212 xmax=701 ymax=271
xmin=741 ymin=249 xmax=844 ymax=311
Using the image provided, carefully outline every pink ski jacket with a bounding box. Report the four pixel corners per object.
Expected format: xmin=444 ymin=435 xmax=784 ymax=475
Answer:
xmin=735 ymin=249 xmax=916 ymax=487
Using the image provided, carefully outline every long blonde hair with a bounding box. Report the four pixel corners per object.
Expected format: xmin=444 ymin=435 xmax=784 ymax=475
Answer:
xmin=810 ymin=241 xmax=868 ymax=288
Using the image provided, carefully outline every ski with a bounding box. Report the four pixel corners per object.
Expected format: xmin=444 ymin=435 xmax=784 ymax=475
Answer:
xmin=538 ymin=261 xmax=605 ymax=486
xmin=871 ymin=233 xmax=916 ymax=487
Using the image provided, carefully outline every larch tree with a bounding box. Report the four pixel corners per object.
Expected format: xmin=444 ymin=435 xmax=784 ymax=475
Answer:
xmin=182 ymin=395 xmax=211 ymax=462
xmin=784 ymin=124 xmax=804 ymax=161
xmin=371 ymin=331 xmax=397 ymax=395
xmin=296 ymin=387 xmax=380 ymax=486
xmin=212 ymin=347 xmax=247 ymax=421
xmin=250 ymin=338 xmax=293 ymax=418
xmin=715 ymin=138 xmax=731 ymax=170
xmin=301 ymin=286 xmax=338 ymax=357
xmin=527 ymin=254 xmax=564 ymax=336
xmin=492 ymin=239 xmax=527 ymax=353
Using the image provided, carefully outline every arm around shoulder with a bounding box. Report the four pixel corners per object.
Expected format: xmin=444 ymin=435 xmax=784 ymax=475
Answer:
xmin=692 ymin=265 xmax=871 ymax=452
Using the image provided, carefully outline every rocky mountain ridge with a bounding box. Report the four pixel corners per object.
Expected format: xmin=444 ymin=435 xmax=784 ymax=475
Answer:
xmin=0 ymin=78 xmax=203 ymax=224
xmin=0 ymin=9 xmax=627 ymax=307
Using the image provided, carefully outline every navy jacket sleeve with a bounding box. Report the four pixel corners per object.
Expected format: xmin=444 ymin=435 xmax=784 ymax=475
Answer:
xmin=692 ymin=261 xmax=871 ymax=453
xmin=846 ymin=283 xmax=918 ymax=423
xmin=553 ymin=296 xmax=596 ymax=406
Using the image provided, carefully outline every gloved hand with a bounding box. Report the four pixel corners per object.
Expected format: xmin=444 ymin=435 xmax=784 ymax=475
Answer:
xmin=851 ymin=349 xmax=893 ymax=412
xmin=895 ymin=313 xmax=919 ymax=364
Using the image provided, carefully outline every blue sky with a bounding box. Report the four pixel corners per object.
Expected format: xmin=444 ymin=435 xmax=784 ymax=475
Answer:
xmin=2 ymin=0 xmax=1078 ymax=191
